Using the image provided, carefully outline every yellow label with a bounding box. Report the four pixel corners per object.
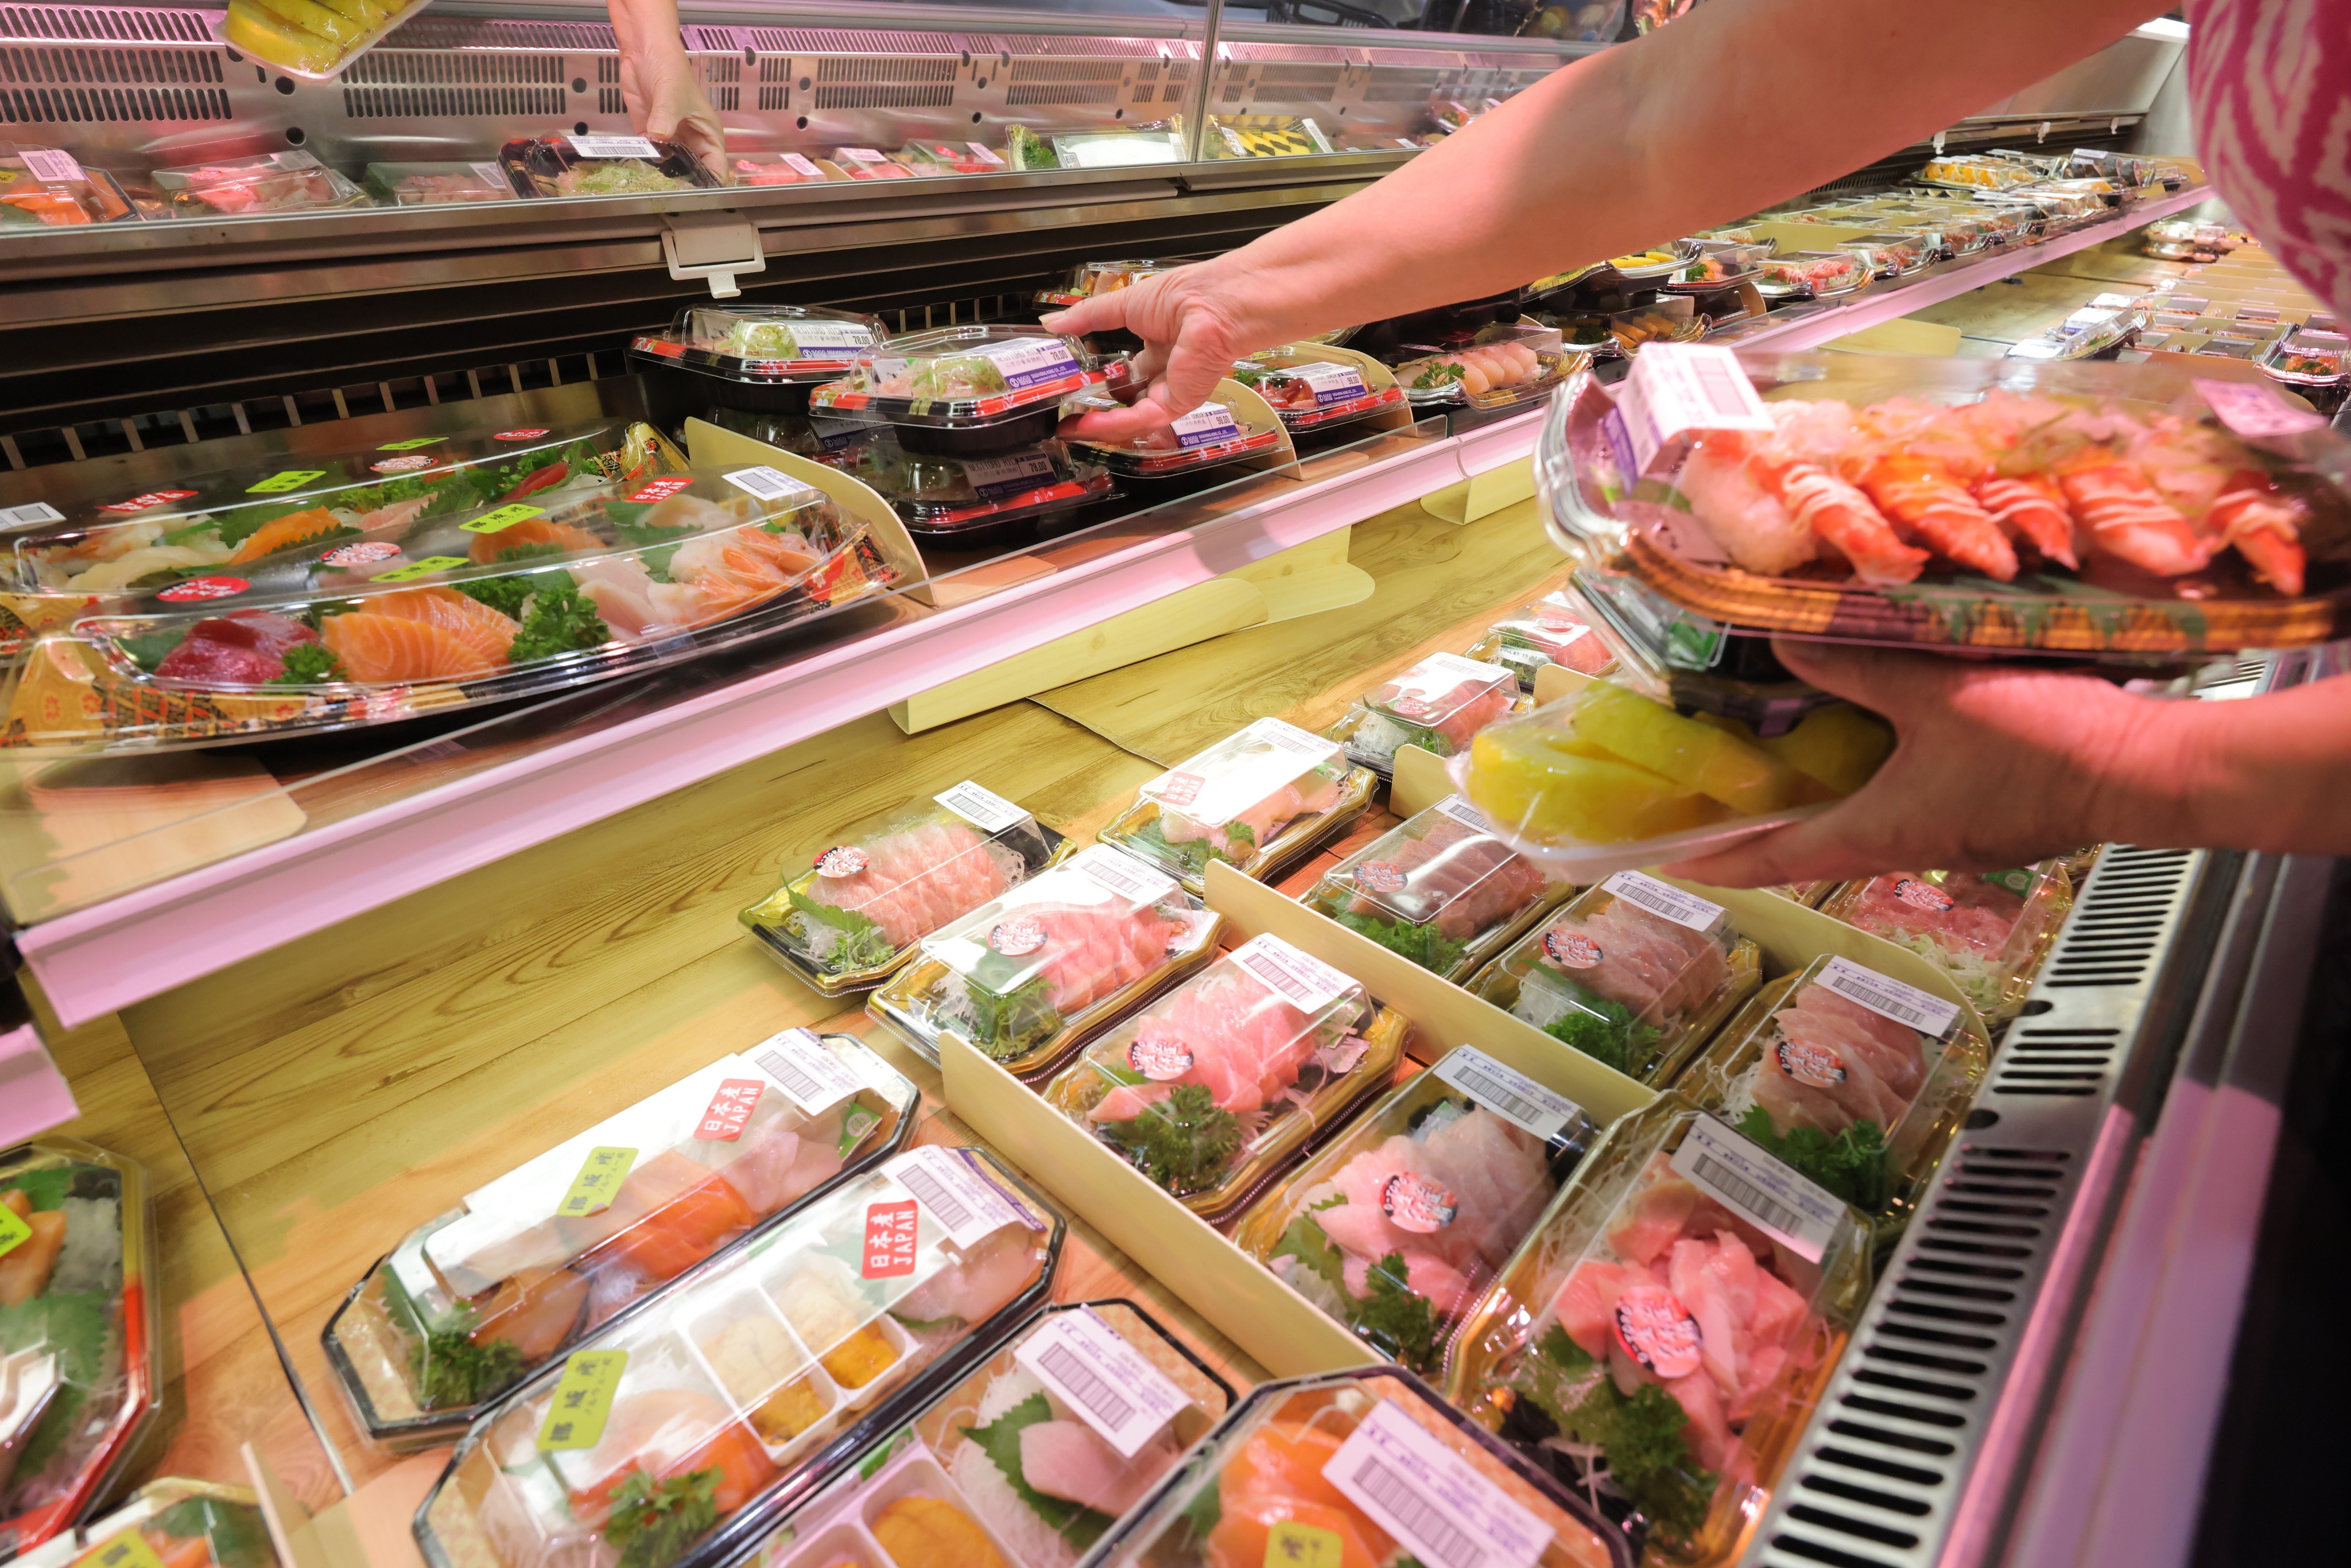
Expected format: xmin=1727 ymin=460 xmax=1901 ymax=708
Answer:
xmin=378 ymin=437 xmax=445 ymax=451
xmin=75 ymin=1530 xmax=167 ymax=1568
xmin=370 ymin=554 xmax=470 ymax=583
xmin=0 ymin=1204 xmax=30 ymax=1259
xmin=536 ymin=1349 xmax=630 ymax=1451
xmin=246 ymin=469 xmax=328 ymax=494
xmin=559 ymin=1146 xmax=635 ymax=1218
xmin=1264 ymin=1522 xmax=1343 ymax=1568
xmin=460 ymin=503 xmax=545 ymax=535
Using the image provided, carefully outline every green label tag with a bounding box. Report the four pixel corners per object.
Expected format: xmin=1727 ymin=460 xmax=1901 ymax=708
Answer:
xmin=75 ymin=1532 xmax=166 ymax=1568
xmin=559 ymin=1146 xmax=635 ymax=1218
xmin=246 ymin=469 xmax=327 ymax=494
xmin=536 ymin=1349 xmax=629 ymax=1451
xmin=378 ymin=437 xmax=444 ymax=451
xmin=1983 ymin=868 xmax=2036 ymax=896
xmin=371 ymin=554 xmax=471 ymax=583
xmin=1264 ymin=1523 xmax=1343 ymax=1568
xmin=0 ymin=1204 xmax=30 ymax=1259
xmin=836 ymin=1104 xmax=881 ymax=1159
xmin=460 ymin=503 xmax=545 ymax=535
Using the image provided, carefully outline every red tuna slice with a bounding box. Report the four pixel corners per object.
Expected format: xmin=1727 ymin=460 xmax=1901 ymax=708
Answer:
xmin=1348 ymin=817 xmax=1547 ymax=939
xmin=153 ymin=609 xmax=319 ymax=685
xmin=804 ymin=818 xmax=1016 ymax=948
xmin=1849 ymin=872 xmax=2026 ymax=957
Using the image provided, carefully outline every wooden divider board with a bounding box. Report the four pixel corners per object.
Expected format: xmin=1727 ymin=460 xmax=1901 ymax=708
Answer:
xmin=1421 ymin=453 xmax=1535 ymax=525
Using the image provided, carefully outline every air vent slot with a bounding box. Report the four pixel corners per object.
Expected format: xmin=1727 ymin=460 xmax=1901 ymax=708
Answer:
xmin=1008 ymin=82 xmax=1120 ymax=108
xmin=385 ymin=17 xmax=614 ymax=51
xmin=1 ymin=5 xmax=213 ymax=44
xmin=1252 ymin=63 xmax=1343 ymax=95
xmin=1007 ymin=58 xmax=1121 ymax=84
xmin=341 ymin=49 xmax=567 ymax=121
xmin=812 ymin=82 xmax=955 ymax=110
xmin=2 ymin=44 xmax=225 ymax=122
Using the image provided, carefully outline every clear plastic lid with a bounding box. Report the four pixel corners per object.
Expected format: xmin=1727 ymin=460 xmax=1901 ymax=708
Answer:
xmin=839 ymin=439 xmax=1118 ymax=530
xmin=630 ymin=305 xmax=889 ymax=386
xmin=1048 ymin=129 xmax=1184 ymax=169
xmin=726 ymin=153 xmax=841 ymax=187
xmin=1099 ymin=716 xmax=1372 ymax=892
xmin=739 ymin=783 xmax=1061 ymax=995
xmin=17 ymin=1480 xmax=284 ymax=1568
xmin=1066 ymin=398 xmax=1286 ymax=477
xmin=1465 ymin=589 xmax=1618 ymax=692
xmin=1755 ymin=250 xmax=1869 ymax=297
xmin=1667 ymin=244 xmax=1771 ymax=289
xmin=1841 ymin=233 xmax=1928 ymax=275
xmin=1304 ymin=796 xmax=1562 ymax=981
xmin=1230 ymin=350 xmax=1404 ymax=430
xmin=1231 ymin=1048 xmax=1603 ymax=1373
xmin=323 ymin=1033 xmax=918 ymax=1447
xmin=1465 ymin=872 xmax=1760 ymax=1084
xmin=413 ymin=1147 xmax=1061 ymax=1568
xmin=1208 ymin=115 xmax=1334 ymax=159
xmin=1327 ymin=650 xmax=1520 ymax=774
xmin=809 ymin=326 xmax=1114 ymax=430
xmin=1037 ymin=258 xmax=1193 ymax=308
xmin=827 ymin=147 xmax=917 ymax=180
xmin=498 ymin=133 xmax=717 ymax=199
xmin=2263 ymin=328 xmax=2350 ymax=383
xmin=893 ymin=139 xmax=1007 ymax=176
xmin=1819 ymin=864 xmax=2071 ymax=1021
xmin=363 ymin=160 xmax=517 ymax=205
xmin=1090 ymin=1366 xmax=1627 ymax=1568
xmin=1445 ymin=1096 xmax=1871 ymax=1565
xmin=733 ymin=1299 xmax=1235 ymax=1568
xmin=0 ymin=145 xmax=134 ymax=225
xmin=149 ymin=149 xmax=370 ymax=216
xmin=1039 ymin=934 xmax=1404 ymax=1220
xmin=1456 ymin=681 xmax=1887 ymax=880
xmin=1918 ymin=153 xmax=2038 ymax=189
xmin=1392 ymin=325 xmax=1577 ymax=410
xmin=866 ymin=844 xmax=1220 ymax=1074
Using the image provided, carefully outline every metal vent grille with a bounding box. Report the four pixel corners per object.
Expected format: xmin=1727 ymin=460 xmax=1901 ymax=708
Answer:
xmin=816 ymin=56 xmax=956 ymax=84
xmin=2036 ymin=847 xmax=2194 ymax=993
xmin=0 ymin=4 xmax=212 ymax=44
xmin=1007 ymin=58 xmax=1122 ymax=84
xmin=814 ymin=83 xmax=955 ymax=110
xmin=1007 ymin=83 xmax=1119 ymax=107
xmin=744 ymin=29 xmax=953 ymax=55
xmin=1253 ymin=64 xmax=1344 ymax=94
xmin=340 ymin=49 xmax=567 ymax=121
xmin=980 ymin=33 xmax=1174 ymax=58
xmin=382 ymin=17 xmax=613 ymax=51
xmin=2 ymin=45 xmax=224 ymax=122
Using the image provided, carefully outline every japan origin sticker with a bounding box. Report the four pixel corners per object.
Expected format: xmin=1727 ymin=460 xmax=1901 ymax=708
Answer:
xmin=1614 ymin=1282 xmax=1704 ymax=1379
xmin=1778 ymin=1037 xmax=1848 ymax=1088
xmin=320 ymin=541 xmax=402 ymax=567
xmin=815 ymin=845 xmax=869 ymax=878
xmin=1380 ymin=1173 xmax=1457 ymax=1233
xmin=696 ymin=1077 xmax=766 ymax=1142
xmin=863 ymin=1199 xmax=920 ymax=1278
xmin=1128 ymin=1031 xmax=1192 ymax=1081
xmin=1354 ymin=861 xmax=1407 ymax=893
xmin=101 ymin=489 xmax=198 ymax=513
xmin=1544 ymin=929 xmax=1602 ymax=968
xmin=628 ymin=476 xmax=695 ymax=503
xmin=158 ymin=576 xmax=249 ymax=601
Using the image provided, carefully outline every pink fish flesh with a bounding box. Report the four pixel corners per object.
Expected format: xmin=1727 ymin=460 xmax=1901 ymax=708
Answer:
xmin=803 ymin=817 xmax=1023 ymax=948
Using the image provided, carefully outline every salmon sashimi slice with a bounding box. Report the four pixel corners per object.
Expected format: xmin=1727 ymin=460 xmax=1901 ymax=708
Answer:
xmin=469 ymin=516 xmax=608 ymax=564
xmin=228 ymin=506 xmax=346 ymax=563
xmin=321 ymin=610 xmax=505 ymax=683
xmin=363 ymin=586 xmax=522 ymax=665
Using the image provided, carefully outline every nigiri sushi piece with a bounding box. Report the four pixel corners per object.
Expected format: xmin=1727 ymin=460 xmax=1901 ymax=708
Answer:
xmin=2207 ymin=468 xmax=2306 ymax=596
xmin=1697 ymin=429 xmax=1929 ymax=585
xmin=1972 ymin=472 xmax=2081 ymax=569
xmin=2058 ymin=458 xmax=2217 ymax=576
xmin=1849 ymin=453 xmax=2020 ymax=581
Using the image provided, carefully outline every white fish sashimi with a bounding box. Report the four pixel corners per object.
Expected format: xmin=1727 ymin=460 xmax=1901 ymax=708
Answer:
xmin=1679 ymin=440 xmax=1815 ymax=576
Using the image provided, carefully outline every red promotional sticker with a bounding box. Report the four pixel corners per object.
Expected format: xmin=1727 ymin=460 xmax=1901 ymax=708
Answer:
xmin=695 ymin=1077 xmax=766 ymax=1142
xmin=1386 ymin=696 xmax=1434 ymax=720
xmin=628 ymin=477 xmax=695 ymax=504
xmin=1777 ymin=1037 xmax=1848 ymax=1089
xmin=320 ymin=541 xmax=402 ymax=567
xmin=101 ymin=489 xmax=198 ymax=513
xmin=815 ymin=846 xmax=869 ymax=878
xmin=1893 ymin=878 xmax=1956 ymax=913
xmin=1155 ymin=771 xmax=1204 ymax=809
xmin=494 ymin=428 xmax=551 ymax=441
xmin=1544 ymin=929 xmax=1603 ymax=969
xmin=1355 ymin=862 xmax=1407 ymax=894
xmin=1615 ymin=1283 xmax=1704 ymax=1380
xmin=862 ymin=1200 xmax=920 ymax=1278
xmin=158 ymin=576 xmax=249 ymax=601
xmin=990 ymin=915 xmax=1046 ymax=957
xmin=1381 ymin=1173 xmax=1458 ymax=1234
xmin=1127 ymin=1031 xmax=1193 ymax=1081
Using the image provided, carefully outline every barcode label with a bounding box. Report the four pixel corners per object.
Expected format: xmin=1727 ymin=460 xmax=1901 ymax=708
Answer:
xmin=1601 ymin=871 xmax=1725 ymax=933
xmin=570 ymin=135 xmax=659 ymax=160
xmin=722 ymin=465 xmax=813 ymax=503
xmin=20 ymin=148 xmax=83 ymax=184
xmin=1231 ymin=933 xmax=1357 ymax=1014
xmin=1171 ymin=401 xmax=1243 ymax=448
xmin=1433 ymin=1046 xmax=1581 ymax=1143
xmin=1671 ymin=1113 xmax=1845 ymax=1263
xmin=933 ymin=779 xmax=1029 ymax=835
xmin=1817 ymin=956 xmax=1960 ymax=1037
xmin=1430 ymin=794 xmax=1491 ymax=834
xmin=1323 ymin=1400 xmax=1554 ymax=1568
xmin=1013 ymin=1306 xmax=1190 ymax=1457
xmin=1069 ymin=844 xmax=1177 ymax=906
xmin=0 ymin=501 xmax=65 ymax=529
xmin=886 ymin=1145 xmax=1024 ymax=1248
xmin=750 ymin=1027 xmax=862 ymax=1113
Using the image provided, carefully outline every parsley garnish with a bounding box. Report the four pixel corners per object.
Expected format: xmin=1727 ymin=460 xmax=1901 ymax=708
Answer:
xmin=266 ymin=642 xmax=346 ymax=688
xmin=1735 ymin=1107 xmax=1889 ymax=1209
xmin=1097 ymin=1082 xmax=1243 ymax=1195
xmin=604 ymin=1468 xmax=722 ymax=1568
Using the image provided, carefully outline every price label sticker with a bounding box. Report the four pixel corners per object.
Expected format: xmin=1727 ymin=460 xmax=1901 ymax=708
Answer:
xmin=2195 ymin=377 xmax=2327 ymax=437
xmin=1817 ymin=955 xmax=1961 ymax=1037
xmin=0 ymin=1204 xmax=32 ymax=1259
xmin=863 ymin=1199 xmax=920 ymax=1278
xmin=557 ymin=1146 xmax=636 ymax=1218
xmin=722 ymin=465 xmax=812 ymax=503
xmin=20 ymin=148 xmax=85 ymax=185
xmin=695 ymin=1077 xmax=767 ymax=1142
xmin=460 ymin=502 xmax=546 ymax=534
xmin=536 ymin=1349 xmax=629 ymax=1450
xmin=1171 ymin=401 xmax=1244 ymax=448
xmin=371 ymin=554 xmax=471 ymax=583
xmin=378 ymin=436 xmax=445 ymax=452
xmin=73 ymin=1531 xmax=166 ymax=1568
xmin=1430 ymin=795 xmax=1492 ymax=833
xmin=934 ymin=779 xmax=1029 ymax=835
xmin=246 ymin=469 xmax=328 ymax=494
xmin=570 ymin=134 xmax=659 ymax=160
xmin=0 ymin=501 xmax=64 ymax=529
xmin=1613 ymin=343 xmax=1773 ymax=478
xmin=1433 ymin=1046 xmax=1583 ymax=1143
xmin=1068 ymin=843 xmax=1178 ymax=906
xmin=1231 ymin=933 xmax=1356 ymax=1014
xmin=1601 ymin=871 xmax=1725 ymax=933
xmin=885 ymin=1146 xmax=1026 ymax=1249
xmin=1265 ymin=1522 xmax=1344 ymax=1568
xmin=1289 ymin=361 xmax=1369 ymax=404
xmin=751 ymin=1027 xmax=863 ymax=1114
xmin=1671 ymin=1114 xmax=1846 ymax=1263
xmin=781 ymin=153 xmax=822 ymax=176
xmin=1014 ymin=1305 xmax=1191 ymax=1457
xmin=840 ymin=147 xmax=887 ymax=164
xmin=967 ymin=141 xmax=1006 ymax=165
xmin=1322 ymin=1400 xmax=1555 ymax=1568
xmin=965 ymin=336 xmax=1084 ymax=391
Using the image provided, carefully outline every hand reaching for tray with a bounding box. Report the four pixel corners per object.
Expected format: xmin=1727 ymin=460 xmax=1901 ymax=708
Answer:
xmin=612 ymin=0 xmax=727 ymax=178
xmin=1045 ymin=267 xmax=1260 ymax=444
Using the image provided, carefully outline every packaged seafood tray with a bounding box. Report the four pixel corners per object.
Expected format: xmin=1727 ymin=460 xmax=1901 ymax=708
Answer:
xmin=1391 ymin=328 xmax=1580 ymax=412
xmin=2259 ymin=328 xmax=2349 ymax=385
xmin=1098 ymin=716 xmax=1378 ymax=894
xmin=1227 ymin=1046 xmax=1600 ymax=1373
xmin=1467 ymin=589 xmax=1620 ymax=692
xmin=1603 ymin=247 xmax=1690 ymax=281
xmin=499 ymin=134 xmax=718 ymax=199
xmin=1607 ymin=298 xmax=1704 ymax=358
xmin=704 ymin=408 xmax=874 ymax=465
xmin=1448 ymin=1095 xmax=1868 ymax=1562
xmin=413 ymin=1147 xmax=1063 ymax=1568
xmin=629 ymin=305 xmax=890 ymax=416
xmin=222 ymin=0 xmax=429 ymax=83
xmin=1088 ymin=1364 xmax=1629 ymax=1568
xmin=1065 ymin=398 xmax=1285 ymax=479
xmin=827 ymin=148 xmax=918 ymax=181
xmin=1229 ymin=349 xmax=1405 ymax=433
xmin=322 ymin=1031 xmax=918 ymax=1450
xmin=0 ymin=1140 xmax=160 ymax=1559
xmin=1207 ymin=117 xmax=1334 ymax=160
xmin=1840 ymin=233 xmax=1930 ymax=277
xmin=1325 ymin=650 xmax=1525 ymax=777
xmin=740 ymin=783 xmax=1069 ymax=997
xmin=1453 ymin=673 xmax=1892 ymax=880
xmin=1678 ymin=955 xmax=1987 ymax=1228
xmin=1916 ymin=154 xmax=2039 ymax=190
xmin=361 ymin=160 xmax=519 ymax=206
xmin=1048 ymin=129 xmax=1185 ymax=170
xmin=1665 ymin=246 xmax=1771 ymax=291
xmin=1033 ymin=258 xmax=1192 ymax=311
xmin=1302 ymin=795 xmax=1568 ymax=983
xmin=730 ymin=1299 xmax=1234 ymax=1568
xmin=1003 ymin=125 xmax=1060 ymax=170
xmin=867 ymin=844 xmax=1223 ymax=1076
xmin=10 ymin=1479 xmax=281 ymax=1568
xmin=0 ymin=147 xmax=135 ymax=227
xmin=1464 ymin=872 xmax=1762 ymax=1084
xmin=836 ymin=440 xmax=1117 ymax=539
xmin=149 ymin=150 xmax=368 ymax=218
xmin=2 ymin=464 xmax=895 ymax=752
xmin=726 ymin=154 xmax=843 ymax=187
xmin=1753 ymin=251 xmax=1868 ymax=300
xmin=1039 ymin=933 xmax=1409 ymax=1222
xmin=1541 ymin=349 xmax=2351 ymax=653
xmin=1818 ymin=864 xmax=2071 ymax=1021
xmin=894 ymin=139 xmax=1010 ymax=176
xmin=810 ymin=327 xmax=1122 ymax=457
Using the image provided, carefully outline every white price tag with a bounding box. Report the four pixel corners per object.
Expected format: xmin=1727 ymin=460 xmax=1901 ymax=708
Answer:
xmin=1815 ymin=955 xmax=1961 ymax=1037
xmin=1430 ymin=794 xmax=1492 ymax=834
xmin=1170 ymin=401 xmax=1244 ymax=448
xmin=470 ymin=161 xmax=507 ymax=187
xmin=1600 ymin=871 xmax=1725 ymax=933
xmin=781 ymin=153 xmax=823 ymax=176
xmin=886 ymin=1146 xmax=1026 ymax=1249
xmin=2195 ymin=378 xmax=2327 ymax=437
xmin=1289 ymin=360 xmax=1369 ymax=403
xmin=840 ymin=147 xmax=887 ymax=164
xmin=1612 ymin=343 xmax=1774 ymax=478
xmin=1324 ymin=1400 xmax=1555 ymax=1568
xmin=966 ymin=141 xmax=1006 ymax=165
xmin=0 ymin=502 xmax=66 ymax=530
xmin=965 ymin=336 xmax=1084 ymax=391
xmin=1231 ymin=933 xmax=1357 ymax=1014
xmin=933 ymin=779 xmax=1030 ymax=836
xmin=1068 ymin=844 xmax=1178 ymax=906
xmin=569 ymin=135 xmax=659 ymax=160
xmin=1013 ymin=1306 xmax=1190 ymax=1458
xmin=959 ymin=451 xmax=1058 ymax=501
xmin=1671 ymin=1113 xmax=1848 ymax=1263
xmin=19 ymin=148 xmax=84 ymax=184
xmin=1433 ymin=1046 xmax=1583 ymax=1143
xmin=721 ymin=465 xmax=815 ymax=503
xmin=778 ymin=321 xmax=874 ymax=351
xmin=1244 ymin=715 xmax=1336 ymax=757
xmin=749 ymin=1027 xmax=864 ymax=1115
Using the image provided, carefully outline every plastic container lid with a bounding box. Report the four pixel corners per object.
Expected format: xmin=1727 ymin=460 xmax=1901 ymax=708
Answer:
xmin=498 ymin=133 xmax=717 ymax=199
xmin=738 ymin=782 xmax=1064 ymax=996
xmin=1818 ymin=864 xmax=2072 ymax=1022
xmin=1208 ymin=115 xmax=1333 ymax=159
xmin=893 ymin=138 xmax=1007 ymax=176
xmin=1035 ymin=257 xmax=1193 ymax=309
xmin=1048 ymin=129 xmax=1184 ymax=169
xmin=726 ymin=153 xmax=840 ymax=187
xmin=1229 ymin=1047 xmax=1603 ymax=1372
xmin=1097 ymin=716 xmax=1377 ymax=893
xmin=363 ymin=161 xmax=516 ymax=205
xmin=0 ymin=145 xmax=135 ymax=226
xmin=1231 ymin=351 xmax=1405 ymax=430
xmin=841 ymin=439 xmax=1118 ymax=531
xmin=1464 ymin=589 xmax=1619 ymax=693
xmin=827 ymin=147 xmax=917 ymax=180
xmin=808 ymin=326 xmax=1115 ymax=432
xmin=1038 ymin=934 xmax=1406 ymax=1220
xmin=1756 ymin=250 xmax=1869 ymax=298
xmin=411 ymin=1147 xmax=1062 ymax=1568
xmin=1326 ymin=650 xmax=1520 ymax=774
xmin=864 ymin=844 xmax=1223 ymax=1076
xmin=149 ymin=149 xmax=369 ymax=216
xmin=1066 ymin=398 xmax=1285 ymax=477
xmin=1303 ymin=795 xmax=1565 ymax=981
xmin=322 ymin=1033 xmax=919 ymax=1450
xmin=630 ymin=305 xmax=889 ymax=389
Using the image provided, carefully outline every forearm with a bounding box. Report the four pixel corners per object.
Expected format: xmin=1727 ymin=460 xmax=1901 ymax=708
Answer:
xmin=2129 ymin=677 xmax=2351 ymax=857
xmin=608 ymin=0 xmax=684 ymax=57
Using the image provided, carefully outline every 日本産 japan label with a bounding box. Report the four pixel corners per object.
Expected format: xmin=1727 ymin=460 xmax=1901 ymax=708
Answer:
xmin=751 ymin=1027 xmax=862 ymax=1114
xmin=886 ymin=1146 xmax=1023 ymax=1249
xmin=373 ymin=554 xmax=470 ymax=583
xmin=1433 ymin=1046 xmax=1583 ymax=1143
xmin=569 ymin=135 xmax=659 ymax=160
xmin=1231 ymin=933 xmax=1356 ymax=1014
xmin=157 ymin=576 xmax=249 ymax=602
xmin=20 ymin=148 xmax=84 ymax=184
xmin=246 ymin=469 xmax=327 ymax=494
xmin=1817 ymin=955 xmax=1961 ymax=1037
xmin=694 ymin=1078 xmax=766 ymax=1142
xmin=1015 ymin=1306 xmax=1191 ymax=1457
xmin=934 ymin=779 xmax=1029 ymax=835
xmin=863 ymin=1199 xmax=920 ymax=1278
xmin=1601 ymin=871 xmax=1724 ymax=933
xmin=627 ymin=477 xmax=695 ymax=504
xmin=1171 ymin=402 xmax=1244 ymax=448
xmin=557 ymin=1146 xmax=636 ymax=1218
xmin=537 ymin=1349 xmax=629 ymax=1450
xmin=1322 ymin=1399 xmax=1554 ymax=1568
xmin=1068 ymin=843 xmax=1178 ymax=906
xmin=1430 ymin=795 xmax=1492 ymax=834
xmin=1671 ymin=1114 xmax=1845 ymax=1264
xmin=460 ymin=503 xmax=545 ymax=535
xmin=0 ymin=502 xmax=64 ymax=529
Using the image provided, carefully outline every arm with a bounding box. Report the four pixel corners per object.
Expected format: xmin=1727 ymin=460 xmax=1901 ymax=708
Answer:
xmin=610 ymin=0 xmax=726 ymax=174
xmin=1663 ymin=642 xmax=2351 ymax=888
xmin=1050 ymin=0 xmax=2169 ymax=438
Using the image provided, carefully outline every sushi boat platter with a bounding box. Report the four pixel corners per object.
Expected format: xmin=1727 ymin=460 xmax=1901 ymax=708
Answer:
xmin=322 ymin=1030 xmax=920 ymax=1450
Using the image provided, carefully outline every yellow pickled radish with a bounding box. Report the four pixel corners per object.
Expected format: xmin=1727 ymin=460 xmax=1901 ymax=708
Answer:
xmin=318 ymin=0 xmax=398 ymax=26
xmin=222 ymin=5 xmax=339 ymax=74
xmin=246 ymin=0 xmax=363 ymax=48
xmin=1759 ymin=703 xmax=1896 ymax=797
xmin=1570 ymin=682 xmax=1828 ymax=813
xmin=1468 ymin=726 xmax=1730 ymax=845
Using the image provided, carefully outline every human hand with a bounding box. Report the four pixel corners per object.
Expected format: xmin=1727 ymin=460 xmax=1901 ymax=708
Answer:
xmin=1042 ymin=262 xmax=1263 ymax=444
xmin=619 ymin=43 xmax=727 ymax=177
xmin=1663 ymin=638 xmax=2194 ymax=887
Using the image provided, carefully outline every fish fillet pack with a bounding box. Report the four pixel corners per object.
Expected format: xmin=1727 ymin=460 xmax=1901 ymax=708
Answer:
xmin=1324 ymin=651 xmax=1524 ymax=778
xmin=810 ymin=327 xmax=1127 ymax=457
xmin=322 ymin=1031 xmax=918 ymax=1451
xmin=1818 ymin=863 xmax=2072 ymax=1022
xmin=1465 ymin=589 xmax=1619 ymax=693
xmin=629 ymin=305 xmax=890 ymax=417
xmin=1302 ymin=795 xmax=1568 ymax=981
xmin=1100 ymin=717 xmax=1378 ymax=894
